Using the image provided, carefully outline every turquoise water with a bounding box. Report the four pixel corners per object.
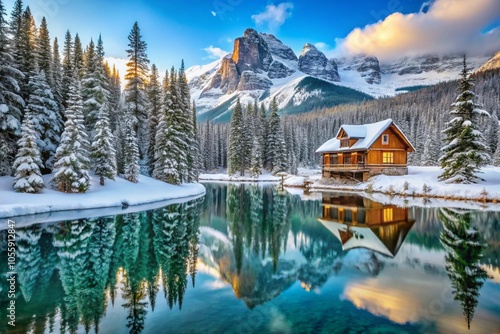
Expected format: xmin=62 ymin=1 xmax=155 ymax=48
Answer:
xmin=1 ymin=183 xmax=499 ymax=333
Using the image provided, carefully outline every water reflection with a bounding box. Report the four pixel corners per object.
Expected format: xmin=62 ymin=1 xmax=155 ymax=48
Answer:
xmin=0 ymin=198 xmax=203 ymax=334
xmin=1 ymin=184 xmax=499 ymax=334
xmin=439 ymin=208 xmax=489 ymax=330
xmin=319 ymin=193 xmax=415 ymax=257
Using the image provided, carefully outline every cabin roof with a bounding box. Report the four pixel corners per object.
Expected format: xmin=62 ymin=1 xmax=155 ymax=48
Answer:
xmin=315 ymin=118 xmax=415 ymax=153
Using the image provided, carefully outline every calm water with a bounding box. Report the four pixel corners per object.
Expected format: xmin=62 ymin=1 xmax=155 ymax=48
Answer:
xmin=1 ymin=183 xmax=499 ymax=334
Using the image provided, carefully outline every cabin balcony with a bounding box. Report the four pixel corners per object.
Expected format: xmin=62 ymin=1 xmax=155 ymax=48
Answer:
xmin=322 ymin=164 xmax=369 ymax=172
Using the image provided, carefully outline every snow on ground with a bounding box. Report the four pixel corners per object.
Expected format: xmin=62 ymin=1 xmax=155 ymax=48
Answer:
xmin=310 ymin=166 xmax=500 ymax=202
xmin=0 ymin=173 xmax=206 ymax=220
xmin=199 ymin=170 xmax=281 ymax=182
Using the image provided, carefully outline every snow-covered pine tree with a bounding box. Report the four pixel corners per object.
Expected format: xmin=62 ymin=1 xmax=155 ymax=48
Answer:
xmin=17 ymin=6 xmax=37 ymax=100
xmin=178 ymin=61 xmax=197 ymax=182
xmin=7 ymin=0 xmax=23 ymax=66
xmin=191 ymin=100 xmax=201 ymax=181
xmin=146 ymin=64 xmax=162 ymax=172
xmin=486 ymin=110 xmax=499 ymax=155
xmin=228 ymin=98 xmax=245 ymax=175
xmin=124 ymin=22 xmax=150 ymax=173
xmin=12 ymin=111 xmax=44 ymax=192
xmin=72 ymin=33 xmax=84 ymax=80
xmin=61 ymin=30 xmax=73 ymax=108
xmin=91 ymin=102 xmax=116 ymax=185
xmin=493 ymin=143 xmax=500 ymax=167
xmin=36 ymin=17 xmax=52 ymax=86
xmin=122 ymin=113 xmax=140 ymax=183
xmin=266 ymin=97 xmax=288 ymax=173
xmin=249 ymin=135 xmax=262 ymax=177
xmin=0 ymin=0 xmax=24 ymax=176
xmin=439 ymin=56 xmax=490 ymax=184
xmin=422 ymin=119 xmax=440 ymax=166
xmin=51 ymin=37 xmax=64 ymax=113
xmin=81 ymin=36 xmax=110 ymax=136
xmin=153 ymin=70 xmax=181 ymax=184
xmin=108 ymin=64 xmax=121 ymax=131
xmin=52 ymin=80 xmax=91 ymax=193
xmin=257 ymin=102 xmax=267 ymax=161
xmin=25 ymin=70 xmax=62 ymax=173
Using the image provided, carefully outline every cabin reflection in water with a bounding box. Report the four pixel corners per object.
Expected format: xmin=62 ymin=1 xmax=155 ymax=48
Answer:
xmin=318 ymin=194 xmax=415 ymax=257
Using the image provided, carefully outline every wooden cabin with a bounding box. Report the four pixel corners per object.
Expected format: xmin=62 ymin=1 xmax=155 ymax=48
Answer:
xmin=318 ymin=193 xmax=415 ymax=257
xmin=316 ymin=119 xmax=415 ymax=181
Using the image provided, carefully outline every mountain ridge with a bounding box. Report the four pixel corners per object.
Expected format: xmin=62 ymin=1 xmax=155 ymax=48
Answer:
xmin=188 ymin=28 xmax=497 ymax=122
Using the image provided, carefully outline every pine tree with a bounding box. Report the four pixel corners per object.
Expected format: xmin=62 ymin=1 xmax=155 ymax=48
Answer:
xmin=486 ymin=110 xmax=499 ymax=155
xmin=191 ymin=100 xmax=202 ymax=180
xmin=12 ymin=112 xmax=44 ymax=192
xmin=8 ymin=0 xmax=23 ymax=68
xmin=52 ymin=80 xmax=91 ymax=193
xmin=51 ymin=37 xmax=64 ymax=112
xmin=81 ymin=36 xmax=110 ymax=136
xmin=61 ymin=30 xmax=73 ymax=108
xmin=439 ymin=56 xmax=490 ymax=184
xmin=124 ymin=22 xmax=149 ymax=171
xmin=73 ymin=33 xmax=84 ymax=80
xmin=146 ymin=64 xmax=162 ymax=172
xmin=0 ymin=0 xmax=24 ymax=176
xmin=228 ymin=98 xmax=245 ymax=175
xmin=17 ymin=6 xmax=37 ymax=100
xmin=36 ymin=17 xmax=52 ymax=86
xmin=91 ymin=103 xmax=116 ymax=185
xmin=249 ymin=135 xmax=262 ymax=177
xmin=123 ymin=113 xmax=140 ymax=183
xmin=25 ymin=70 xmax=61 ymax=173
xmin=178 ymin=60 xmax=197 ymax=182
xmin=153 ymin=71 xmax=180 ymax=184
xmin=266 ymin=97 xmax=287 ymax=173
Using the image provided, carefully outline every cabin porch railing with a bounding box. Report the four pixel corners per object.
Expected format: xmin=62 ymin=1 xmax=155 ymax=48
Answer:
xmin=322 ymin=164 xmax=367 ymax=171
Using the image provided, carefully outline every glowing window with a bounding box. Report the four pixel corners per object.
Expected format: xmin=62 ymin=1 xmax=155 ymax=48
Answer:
xmin=383 ymin=208 xmax=393 ymax=223
xmin=382 ymin=134 xmax=389 ymax=145
xmin=382 ymin=152 xmax=394 ymax=164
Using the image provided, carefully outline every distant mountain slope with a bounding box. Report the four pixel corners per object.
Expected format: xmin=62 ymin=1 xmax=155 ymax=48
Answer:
xmin=188 ymin=28 xmax=494 ymax=122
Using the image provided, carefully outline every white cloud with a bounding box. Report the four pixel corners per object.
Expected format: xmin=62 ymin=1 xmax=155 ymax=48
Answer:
xmin=314 ymin=42 xmax=329 ymax=50
xmin=251 ymin=2 xmax=294 ymax=32
xmin=211 ymin=11 xmax=217 ymax=17
xmin=203 ymin=45 xmax=228 ymax=59
xmin=335 ymin=0 xmax=500 ymax=61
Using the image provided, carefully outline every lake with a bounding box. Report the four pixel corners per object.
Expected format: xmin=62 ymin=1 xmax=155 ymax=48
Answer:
xmin=1 ymin=183 xmax=499 ymax=333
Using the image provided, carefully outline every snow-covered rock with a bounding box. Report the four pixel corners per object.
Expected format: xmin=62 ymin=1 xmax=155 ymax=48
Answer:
xmin=477 ymin=51 xmax=500 ymax=73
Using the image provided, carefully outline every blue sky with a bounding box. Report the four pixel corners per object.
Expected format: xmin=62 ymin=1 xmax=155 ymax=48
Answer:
xmin=3 ymin=0 xmax=500 ymax=74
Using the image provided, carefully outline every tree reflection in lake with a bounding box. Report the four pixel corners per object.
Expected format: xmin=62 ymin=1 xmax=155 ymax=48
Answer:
xmin=1 ymin=184 xmax=499 ymax=334
xmin=439 ymin=208 xmax=490 ymax=330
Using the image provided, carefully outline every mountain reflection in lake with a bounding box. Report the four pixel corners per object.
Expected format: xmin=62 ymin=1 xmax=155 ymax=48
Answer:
xmin=0 ymin=183 xmax=499 ymax=334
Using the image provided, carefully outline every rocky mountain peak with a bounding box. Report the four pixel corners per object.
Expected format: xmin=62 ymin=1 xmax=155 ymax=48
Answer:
xmin=477 ymin=51 xmax=500 ymax=72
xmin=298 ymin=43 xmax=340 ymax=82
xmin=232 ymin=29 xmax=272 ymax=73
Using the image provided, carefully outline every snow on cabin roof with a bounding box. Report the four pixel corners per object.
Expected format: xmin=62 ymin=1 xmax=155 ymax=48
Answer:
xmin=316 ymin=118 xmax=414 ymax=153
xmin=318 ymin=219 xmax=396 ymax=257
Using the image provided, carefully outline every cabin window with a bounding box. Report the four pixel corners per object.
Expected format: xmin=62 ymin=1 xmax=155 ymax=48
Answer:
xmin=383 ymin=208 xmax=393 ymax=223
xmin=382 ymin=134 xmax=389 ymax=145
xmin=382 ymin=152 xmax=394 ymax=164
xmin=340 ymin=139 xmax=349 ymax=148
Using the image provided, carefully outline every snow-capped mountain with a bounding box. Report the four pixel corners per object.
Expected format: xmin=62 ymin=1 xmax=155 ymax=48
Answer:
xmin=187 ymin=28 xmax=493 ymax=122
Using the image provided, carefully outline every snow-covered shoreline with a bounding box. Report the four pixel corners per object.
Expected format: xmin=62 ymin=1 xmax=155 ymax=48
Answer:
xmin=0 ymin=173 xmax=206 ymax=221
xmin=303 ymin=166 xmax=500 ymax=203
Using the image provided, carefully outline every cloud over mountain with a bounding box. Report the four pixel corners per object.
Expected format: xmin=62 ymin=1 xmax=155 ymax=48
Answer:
xmin=335 ymin=0 xmax=500 ymax=61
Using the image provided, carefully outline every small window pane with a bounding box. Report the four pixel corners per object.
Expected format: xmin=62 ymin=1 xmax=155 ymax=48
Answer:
xmin=382 ymin=134 xmax=389 ymax=145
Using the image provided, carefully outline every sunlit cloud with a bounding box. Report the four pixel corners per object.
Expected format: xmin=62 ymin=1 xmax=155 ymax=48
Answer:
xmin=203 ymin=45 xmax=229 ymax=59
xmin=251 ymin=2 xmax=294 ymax=32
xmin=211 ymin=11 xmax=217 ymax=17
xmin=335 ymin=0 xmax=500 ymax=61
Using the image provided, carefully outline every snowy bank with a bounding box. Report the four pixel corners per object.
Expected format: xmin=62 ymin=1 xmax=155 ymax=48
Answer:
xmin=199 ymin=170 xmax=280 ymax=182
xmin=309 ymin=166 xmax=500 ymax=202
xmin=0 ymin=173 xmax=205 ymax=220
